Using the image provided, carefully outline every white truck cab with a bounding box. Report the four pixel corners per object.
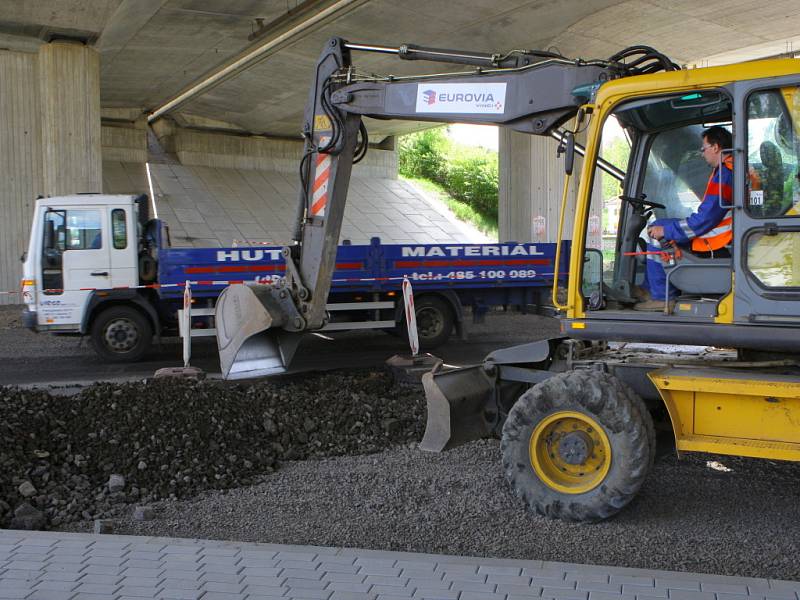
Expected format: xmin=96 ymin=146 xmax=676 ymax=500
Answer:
xmin=22 ymin=194 xmax=156 ymax=360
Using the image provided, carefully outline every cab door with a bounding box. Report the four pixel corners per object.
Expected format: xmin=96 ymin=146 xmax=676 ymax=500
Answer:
xmin=732 ymin=79 xmax=800 ymax=323
xmin=38 ymin=206 xmax=110 ymax=327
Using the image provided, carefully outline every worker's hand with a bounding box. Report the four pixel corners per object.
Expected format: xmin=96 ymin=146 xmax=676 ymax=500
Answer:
xmin=648 ymin=225 xmax=665 ymax=240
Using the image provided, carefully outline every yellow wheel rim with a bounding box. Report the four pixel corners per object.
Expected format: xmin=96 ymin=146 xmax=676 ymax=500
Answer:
xmin=529 ymin=410 xmax=611 ymax=494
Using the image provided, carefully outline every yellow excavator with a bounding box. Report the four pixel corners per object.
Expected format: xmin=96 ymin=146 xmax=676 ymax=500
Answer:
xmin=215 ymin=38 xmax=800 ymax=521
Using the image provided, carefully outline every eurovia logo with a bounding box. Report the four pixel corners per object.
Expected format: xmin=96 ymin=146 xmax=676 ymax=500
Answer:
xmin=423 ymin=90 xmax=437 ymax=105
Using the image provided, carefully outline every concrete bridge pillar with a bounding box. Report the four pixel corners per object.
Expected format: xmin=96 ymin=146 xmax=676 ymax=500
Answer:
xmin=0 ymin=40 xmax=101 ymax=304
xmin=38 ymin=40 xmax=102 ymax=196
xmin=499 ymin=129 xmax=601 ymax=246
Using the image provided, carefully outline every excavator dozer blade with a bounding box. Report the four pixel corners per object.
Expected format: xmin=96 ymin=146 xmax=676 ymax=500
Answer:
xmin=419 ymin=364 xmax=496 ymax=452
xmin=215 ymin=284 xmax=302 ymax=380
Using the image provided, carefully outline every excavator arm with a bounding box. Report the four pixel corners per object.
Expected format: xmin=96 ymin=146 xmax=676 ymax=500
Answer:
xmin=215 ymin=37 xmax=675 ymax=379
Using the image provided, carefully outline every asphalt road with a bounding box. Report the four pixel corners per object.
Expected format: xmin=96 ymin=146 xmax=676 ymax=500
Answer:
xmin=0 ymin=306 xmax=560 ymax=387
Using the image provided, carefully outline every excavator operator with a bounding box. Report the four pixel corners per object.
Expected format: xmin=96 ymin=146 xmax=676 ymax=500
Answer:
xmin=634 ymin=126 xmax=733 ymax=311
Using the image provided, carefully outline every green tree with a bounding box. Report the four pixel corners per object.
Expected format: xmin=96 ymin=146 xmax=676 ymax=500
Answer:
xmin=399 ymin=127 xmax=499 ymax=225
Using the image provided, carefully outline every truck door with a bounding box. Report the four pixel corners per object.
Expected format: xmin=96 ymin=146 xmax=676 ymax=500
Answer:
xmin=733 ymin=80 xmax=800 ymax=322
xmin=38 ymin=206 xmax=110 ymax=327
xmin=108 ymin=206 xmax=137 ymax=288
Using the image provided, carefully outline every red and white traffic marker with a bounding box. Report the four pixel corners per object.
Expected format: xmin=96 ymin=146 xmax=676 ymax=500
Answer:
xmin=402 ymin=276 xmax=419 ymax=356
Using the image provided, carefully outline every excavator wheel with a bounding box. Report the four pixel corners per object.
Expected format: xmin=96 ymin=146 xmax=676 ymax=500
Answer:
xmin=501 ymin=370 xmax=653 ymax=522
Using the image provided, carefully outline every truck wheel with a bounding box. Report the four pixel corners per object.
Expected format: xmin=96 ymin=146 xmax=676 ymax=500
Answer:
xmin=501 ymin=370 xmax=652 ymax=522
xmin=401 ymin=296 xmax=454 ymax=349
xmin=90 ymin=306 xmax=153 ymax=362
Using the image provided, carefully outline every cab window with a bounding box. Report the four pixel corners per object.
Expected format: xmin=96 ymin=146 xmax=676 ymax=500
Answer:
xmin=66 ymin=209 xmax=102 ymax=250
xmin=746 ymin=87 xmax=800 ymax=218
xmin=111 ymin=209 xmax=127 ymax=250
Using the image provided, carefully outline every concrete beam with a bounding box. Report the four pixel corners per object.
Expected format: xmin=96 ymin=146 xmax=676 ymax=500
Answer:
xmin=148 ymin=0 xmax=369 ymax=122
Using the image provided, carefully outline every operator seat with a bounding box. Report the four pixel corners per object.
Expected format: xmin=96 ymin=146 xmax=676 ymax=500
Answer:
xmin=662 ymin=251 xmax=731 ymax=295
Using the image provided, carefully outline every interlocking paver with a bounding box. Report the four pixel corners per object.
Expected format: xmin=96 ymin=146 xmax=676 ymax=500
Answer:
xmin=158 ymin=589 xmax=203 ymax=599
xmin=242 ymin=574 xmax=288 ymax=587
xmin=411 ymin=589 xmax=458 ymax=599
xmin=282 ymin=568 xmax=323 ymax=580
xmin=202 ymin=580 xmax=246 ymax=593
xmin=460 ymin=593 xmax=506 ymax=600
xmin=612 ymin=576 xmax=655 ymax=587
xmin=117 ymin=585 xmax=162 ymax=597
xmin=589 ymin=592 xmax=635 ymax=600
xmin=83 ymin=564 xmax=124 ymax=576
xmin=328 ymin=592 xmax=373 ymax=600
xmin=200 ymin=571 xmax=242 ymax=584
xmin=362 ymin=567 xmax=403 ymax=577
xmin=34 ymin=579 xmax=81 ymax=592
xmin=26 ymin=592 xmax=76 ymax=600
xmin=0 ymin=591 xmax=33 ymax=600
xmin=1 ymin=569 xmax=41 ymax=581
xmin=0 ymin=531 xmax=796 ymax=600
xmin=289 ymin=589 xmax=333 ymax=599
xmin=327 ymin=581 xmax=372 ymax=593
xmin=371 ymin=584 xmax=414 ymax=597
xmin=39 ymin=570 xmax=84 ymax=582
xmin=286 ymin=577 xmax=329 ymax=589
xmin=625 ymin=586 xmax=667 ymax=597
xmin=276 ymin=552 xmax=318 ymax=562
xmin=365 ymin=575 xmax=407 ymax=587
xmin=244 ymin=583 xmax=290 ymax=596
xmin=498 ymin=583 xmax=542 ymax=597
xmin=657 ymin=580 xmax=702 ymax=592
xmin=79 ymin=573 xmax=122 ymax=585
xmin=242 ymin=567 xmax=284 ymax=578
xmin=668 ymin=591 xmax=716 ymax=600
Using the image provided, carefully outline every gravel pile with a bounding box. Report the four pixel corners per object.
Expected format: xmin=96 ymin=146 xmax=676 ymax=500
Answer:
xmin=0 ymin=371 xmax=424 ymax=529
xmin=91 ymin=440 xmax=800 ymax=580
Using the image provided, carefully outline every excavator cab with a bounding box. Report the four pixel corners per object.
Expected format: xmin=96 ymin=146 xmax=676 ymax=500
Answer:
xmin=567 ymin=81 xmax=800 ymax=338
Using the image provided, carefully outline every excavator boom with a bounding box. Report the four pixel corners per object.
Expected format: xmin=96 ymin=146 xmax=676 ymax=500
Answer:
xmin=215 ymin=37 xmax=671 ymax=379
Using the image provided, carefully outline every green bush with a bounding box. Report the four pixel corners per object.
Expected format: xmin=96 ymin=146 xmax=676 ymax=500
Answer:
xmin=399 ymin=128 xmax=498 ymax=222
xmin=398 ymin=128 xmax=448 ymax=183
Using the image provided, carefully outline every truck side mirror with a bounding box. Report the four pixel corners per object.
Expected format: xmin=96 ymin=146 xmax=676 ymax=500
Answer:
xmin=44 ymin=219 xmax=56 ymax=250
xmin=558 ymin=131 xmax=576 ymax=176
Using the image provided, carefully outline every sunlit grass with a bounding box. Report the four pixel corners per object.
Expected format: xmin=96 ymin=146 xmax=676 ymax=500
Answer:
xmin=403 ymin=176 xmax=499 ymax=239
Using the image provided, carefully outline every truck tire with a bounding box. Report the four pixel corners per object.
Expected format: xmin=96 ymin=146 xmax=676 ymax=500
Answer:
xmin=401 ymin=295 xmax=455 ymax=350
xmin=90 ymin=305 xmax=153 ymax=363
xmin=501 ymin=370 xmax=653 ymax=522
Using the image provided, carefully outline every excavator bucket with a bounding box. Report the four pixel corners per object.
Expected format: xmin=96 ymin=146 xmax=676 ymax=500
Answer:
xmin=419 ymin=364 xmax=496 ymax=452
xmin=215 ymin=284 xmax=302 ymax=380
xmin=419 ymin=340 xmax=556 ymax=452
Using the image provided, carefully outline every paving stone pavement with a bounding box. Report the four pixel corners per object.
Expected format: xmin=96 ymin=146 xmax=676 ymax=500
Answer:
xmin=0 ymin=530 xmax=798 ymax=600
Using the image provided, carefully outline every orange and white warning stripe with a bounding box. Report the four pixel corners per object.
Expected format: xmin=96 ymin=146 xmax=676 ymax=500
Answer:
xmin=310 ymin=136 xmax=331 ymax=218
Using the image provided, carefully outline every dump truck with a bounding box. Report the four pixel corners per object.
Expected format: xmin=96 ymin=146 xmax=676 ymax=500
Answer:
xmin=20 ymin=194 xmax=561 ymax=362
xmin=215 ymin=38 xmax=800 ymax=521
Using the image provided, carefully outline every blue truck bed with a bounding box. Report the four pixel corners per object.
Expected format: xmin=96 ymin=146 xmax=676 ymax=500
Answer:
xmin=157 ymin=237 xmax=567 ymax=301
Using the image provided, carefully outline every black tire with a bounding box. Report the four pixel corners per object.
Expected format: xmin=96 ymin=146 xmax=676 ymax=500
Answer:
xmin=501 ymin=370 xmax=653 ymax=522
xmin=90 ymin=305 xmax=153 ymax=363
xmin=399 ymin=295 xmax=455 ymax=350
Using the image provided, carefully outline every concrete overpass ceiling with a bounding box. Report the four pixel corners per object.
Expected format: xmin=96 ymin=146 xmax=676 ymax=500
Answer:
xmin=1 ymin=0 xmax=799 ymax=139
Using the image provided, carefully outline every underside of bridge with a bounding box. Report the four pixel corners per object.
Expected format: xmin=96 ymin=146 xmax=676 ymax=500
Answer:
xmin=0 ymin=0 xmax=798 ymax=298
